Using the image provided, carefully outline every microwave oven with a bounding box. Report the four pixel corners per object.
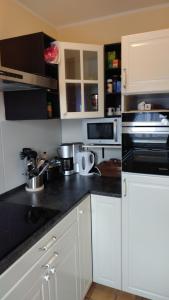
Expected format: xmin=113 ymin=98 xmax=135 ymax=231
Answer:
xmin=82 ymin=117 xmax=121 ymax=145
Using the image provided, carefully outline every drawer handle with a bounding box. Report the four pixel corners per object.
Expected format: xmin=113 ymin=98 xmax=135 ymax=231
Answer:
xmin=41 ymin=252 xmax=59 ymax=270
xmin=39 ymin=236 xmax=57 ymax=252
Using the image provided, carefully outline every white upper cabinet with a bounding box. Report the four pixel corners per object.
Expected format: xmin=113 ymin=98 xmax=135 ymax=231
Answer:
xmin=59 ymin=42 xmax=104 ymax=119
xmin=122 ymin=28 xmax=169 ymax=94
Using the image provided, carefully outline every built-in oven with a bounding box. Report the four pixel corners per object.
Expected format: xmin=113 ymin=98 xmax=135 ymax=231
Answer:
xmin=122 ymin=112 xmax=169 ymax=176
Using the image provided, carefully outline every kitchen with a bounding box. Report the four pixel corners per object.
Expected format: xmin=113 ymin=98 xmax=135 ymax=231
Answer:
xmin=1 ymin=0 xmax=169 ymax=300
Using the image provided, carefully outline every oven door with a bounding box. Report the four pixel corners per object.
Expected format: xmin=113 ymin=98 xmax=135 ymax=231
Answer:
xmin=122 ymin=126 xmax=169 ymax=175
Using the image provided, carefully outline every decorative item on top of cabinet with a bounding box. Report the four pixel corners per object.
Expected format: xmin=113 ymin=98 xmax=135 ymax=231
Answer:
xmin=58 ymin=42 xmax=104 ymax=119
xmin=122 ymin=28 xmax=169 ymax=94
xmin=104 ymin=43 xmax=121 ymax=117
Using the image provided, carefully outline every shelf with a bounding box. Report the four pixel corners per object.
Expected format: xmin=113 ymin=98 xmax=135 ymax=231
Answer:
xmin=82 ymin=144 xmax=121 ymax=149
xmin=106 ymin=92 xmax=121 ymax=96
xmin=106 ymin=67 xmax=121 ymax=73
xmin=104 ymin=43 xmax=121 ymax=118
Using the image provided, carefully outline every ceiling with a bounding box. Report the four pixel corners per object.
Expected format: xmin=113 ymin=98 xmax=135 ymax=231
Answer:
xmin=15 ymin=0 xmax=169 ymax=28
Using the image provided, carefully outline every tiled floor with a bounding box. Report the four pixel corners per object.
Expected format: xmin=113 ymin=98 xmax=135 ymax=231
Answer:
xmin=85 ymin=283 xmax=147 ymax=300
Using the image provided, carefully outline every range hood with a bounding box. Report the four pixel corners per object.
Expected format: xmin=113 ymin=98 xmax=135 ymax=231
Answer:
xmin=0 ymin=66 xmax=57 ymax=92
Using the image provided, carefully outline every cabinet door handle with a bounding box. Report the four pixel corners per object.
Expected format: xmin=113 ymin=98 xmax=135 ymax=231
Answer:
xmin=79 ymin=210 xmax=83 ymax=215
xmin=49 ymin=267 xmax=56 ymax=275
xmin=39 ymin=236 xmax=57 ymax=252
xmin=123 ymin=68 xmax=127 ymax=89
xmin=44 ymin=274 xmax=50 ymax=282
xmin=123 ymin=178 xmax=127 ymax=197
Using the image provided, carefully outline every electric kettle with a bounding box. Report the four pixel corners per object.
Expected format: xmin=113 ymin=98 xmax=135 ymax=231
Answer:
xmin=76 ymin=151 xmax=95 ymax=176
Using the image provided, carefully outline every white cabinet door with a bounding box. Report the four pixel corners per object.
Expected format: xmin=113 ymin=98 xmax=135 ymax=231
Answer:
xmin=122 ymin=172 xmax=169 ymax=300
xmin=122 ymin=28 xmax=169 ymax=94
xmin=1 ymin=254 xmax=51 ymax=300
xmin=49 ymin=222 xmax=80 ymax=300
xmin=91 ymin=194 xmax=121 ymax=289
xmin=77 ymin=195 xmax=92 ymax=300
xmin=59 ymin=42 xmax=104 ymax=119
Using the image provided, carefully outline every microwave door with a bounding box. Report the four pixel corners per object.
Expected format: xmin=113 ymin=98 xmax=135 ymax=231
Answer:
xmin=87 ymin=122 xmax=115 ymax=144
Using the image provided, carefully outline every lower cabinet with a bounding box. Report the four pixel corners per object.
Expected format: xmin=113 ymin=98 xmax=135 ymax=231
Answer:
xmin=48 ymin=222 xmax=80 ymax=300
xmin=77 ymin=195 xmax=92 ymax=300
xmin=122 ymin=173 xmax=169 ymax=300
xmin=1 ymin=195 xmax=93 ymax=300
xmin=2 ymin=222 xmax=80 ymax=300
xmin=91 ymin=194 xmax=121 ymax=289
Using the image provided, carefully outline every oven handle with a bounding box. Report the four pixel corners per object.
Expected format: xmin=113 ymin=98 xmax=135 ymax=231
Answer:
xmin=114 ymin=119 xmax=118 ymax=142
xmin=122 ymin=127 xmax=169 ymax=134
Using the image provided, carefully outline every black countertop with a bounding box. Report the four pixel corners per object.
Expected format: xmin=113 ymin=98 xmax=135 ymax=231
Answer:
xmin=0 ymin=174 xmax=121 ymax=275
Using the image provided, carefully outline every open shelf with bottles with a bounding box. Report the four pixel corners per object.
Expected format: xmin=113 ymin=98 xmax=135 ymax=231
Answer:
xmin=122 ymin=93 xmax=169 ymax=113
xmin=104 ymin=43 xmax=121 ymax=117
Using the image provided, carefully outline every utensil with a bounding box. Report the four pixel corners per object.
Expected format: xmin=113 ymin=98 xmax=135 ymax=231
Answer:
xmin=36 ymin=159 xmax=45 ymax=170
xmin=38 ymin=163 xmax=49 ymax=176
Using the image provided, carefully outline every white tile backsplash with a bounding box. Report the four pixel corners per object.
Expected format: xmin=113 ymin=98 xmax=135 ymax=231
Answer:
xmin=0 ymin=119 xmax=61 ymax=193
xmin=61 ymin=119 xmax=83 ymax=143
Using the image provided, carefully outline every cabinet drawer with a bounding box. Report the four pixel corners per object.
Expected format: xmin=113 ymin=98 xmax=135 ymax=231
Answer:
xmin=0 ymin=207 xmax=76 ymax=298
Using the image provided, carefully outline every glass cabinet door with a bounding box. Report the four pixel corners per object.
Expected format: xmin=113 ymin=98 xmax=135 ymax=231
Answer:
xmin=83 ymin=51 xmax=98 ymax=80
xmin=66 ymin=83 xmax=81 ymax=112
xmin=84 ymin=84 xmax=98 ymax=112
xmin=65 ymin=49 xmax=81 ymax=80
xmin=65 ymin=49 xmax=82 ymax=112
xmin=59 ymin=42 xmax=103 ymax=118
xmin=83 ymin=50 xmax=99 ymax=112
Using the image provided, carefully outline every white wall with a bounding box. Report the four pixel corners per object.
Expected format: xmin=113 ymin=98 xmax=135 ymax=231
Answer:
xmin=0 ymin=93 xmax=61 ymax=193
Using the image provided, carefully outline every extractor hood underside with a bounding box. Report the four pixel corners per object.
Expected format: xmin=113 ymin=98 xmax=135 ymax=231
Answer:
xmin=0 ymin=66 xmax=57 ymax=92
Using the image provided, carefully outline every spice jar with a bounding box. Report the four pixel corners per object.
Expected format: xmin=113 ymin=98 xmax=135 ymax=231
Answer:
xmin=107 ymin=79 xmax=113 ymax=94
